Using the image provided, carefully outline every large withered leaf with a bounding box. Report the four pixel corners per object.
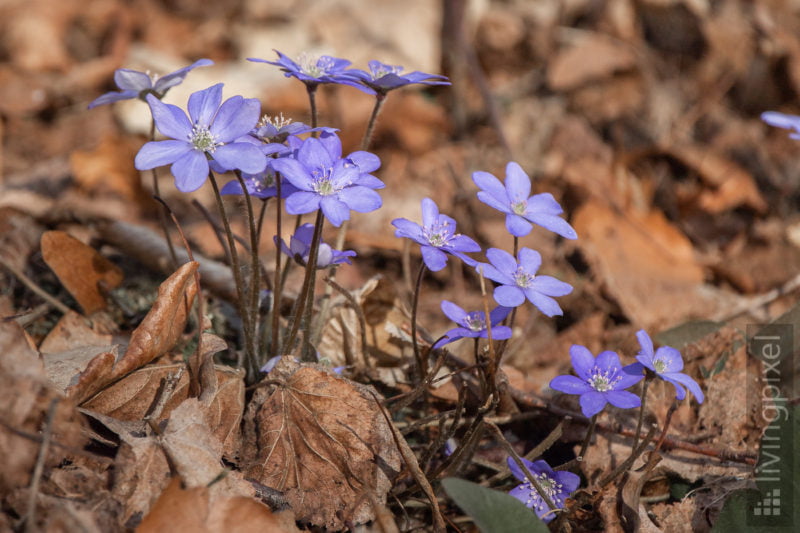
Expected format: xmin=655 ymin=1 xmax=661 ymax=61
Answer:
xmin=242 ymin=358 xmax=401 ymax=529
xmin=41 ymin=230 xmax=124 ymax=315
xmin=66 ymin=261 xmax=198 ymax=404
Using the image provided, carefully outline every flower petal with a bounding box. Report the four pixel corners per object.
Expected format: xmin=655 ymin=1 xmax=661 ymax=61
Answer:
xmin=524 ymin=290 xmax=563 ymax=317
xmin=285 ymin=191 xmax=321 ymax=214
xmin=605 ymin=390 xmax=641 ymax=410
xmin=114 ymin=69 xmax=152 ymax=91
xmin=494 ymin=285 xmax=525 ymax=307
xmin=488 ymin=306 xmax=512 ymax=325
xmin=154 ymin=58 xmax=213 ymax=92
xmin=476 ymin=190 xmax=511 ymax=214
xmin=188 ymin=83 xmax=223 ymax=125
xmin=472 ymin=171 xmax=508 ymax=204
xmin=636 ymin=330 xmax=655 ymax=359
xmin=664 ymin=373 xmax=704 ymax=403
xmin=421 ymin=245 xmax=448 ymax=272
xmin=211 ymin=97 xmax=261 ymax=142
xmin=570 ymin=345 xmax=595 ymax=380
xmin=297 ymin=137 xmax=333 ymax=172
xmin=320 ymin=196 xmax=351 ymax=227
xmin=485 ymin=248 xmax=518 ymax=277
xmin=518 ymin=247 xmax=542 ymax=273
xmin=134 ymin=140 xmax=191 ymax=170
xmin=504 ymin=161 xmax=531 ymax=200
xmin=339 ymin=186 xmax=382 ymax=213
xmin=348 ymin=150 xmax=381 ymax=172
xmin=655 ymin=346 xmax=684 ymax=372
xmin=477 ymin=262 xmax=513 ymax=285
xmin=483 ymin=325 xmax=512 ymax=340
xmin=441 ymin=300 xmax=467 ymax=323
xmin=271 ymin=158 xmax=312 ymax=190
xmin=448 ymin=234 xmax=481 ymax=253
xmin=527 ymin=213 xmax=577 ymax=240
xmin=550 ymin=374 xmax=593 ymax=394
xmin=531 ymin=276 xmax=573 ymax=296
xmin=505 ymin=214 xmax=532 ymax=237
xmin=146 ymin=94 xmax=191 ymax=140
xmin=579 ymin=391 xmax=608 ymax=417
xmin=171 ymin=150 xmax=209 ymax=192
xmin=392 ymin=218 xmax=425 ymax=242
xmin=594 ymin=350 xmax=622 ymax=374
xmin=420 ymin=198 xmax=440 ymax=227
xmin=212 ymin=143 xmax=266 ymax=174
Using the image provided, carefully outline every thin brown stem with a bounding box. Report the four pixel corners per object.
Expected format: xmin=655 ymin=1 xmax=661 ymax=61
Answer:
xmin=632 ymin=375 xmax=652 ymax=452
xmin=361 ymin=93 xmax=387 ymax=150
xmin=284 ymin=211 xmax=324 ymax=353
xmin=410 ymin=262 xmax=428 ymax=381
xmin=235 ymin=171 xmax=262 ymax=374
xmin=271 ymin=177 xmax=284 ymax=357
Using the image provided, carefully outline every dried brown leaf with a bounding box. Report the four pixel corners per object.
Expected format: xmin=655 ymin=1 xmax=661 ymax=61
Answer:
xmin=547 ymin=33 xmax=637 ymax=91
xmin=242 ymin=359 xmax=401 ymax=529
xmin=0 ymin=207 xmax=43 ymax=272
xmin=66 ymin=261 xmax=198 ymax=404
xmin=39 ymin=310 xmax=114 ymax=354
xmin=41 ymin=230 xmax=124 ymax=315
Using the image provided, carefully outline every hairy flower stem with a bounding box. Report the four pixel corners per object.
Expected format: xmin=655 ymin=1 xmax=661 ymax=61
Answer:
xmin=270 ymin=177 xmax=284 ymax=357
xmin=361 ymin=93 xmax=387 ymax=150
xmin=411 ymin=262 xmax=428 ymax=382
xmin=285 ymin=211 xmax=324 ymax=354
xmin=307 ymin=84 xmax=319 ymax=131
xmin=578 ymin=414 xmax=598 ymax=460
xmin=149 ymin=119 xmax=179 ymax=269
xmin=234 ymin=171 xmax=262 ymax=373
xmin=632 ymin=375 xmax=653 ymax=452
xmin=208 ymin=173 xmax=256 ymax=377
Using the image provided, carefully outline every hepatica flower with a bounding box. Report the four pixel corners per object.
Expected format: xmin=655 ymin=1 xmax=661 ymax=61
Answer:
xmin=473 ymin=162 xmax=577 ymax=239
xmin=433 ymin=301 xmax=511 ymax=348
xmin=625 ymin=330 xmax=704 ymax=403
xmin=134 ymin=83 xmax=266 ymax=192
xmin=88 ymin=59 xmax=213 ymax=109
xmin=220 ymin=165 xmax=298 ymax=199
xmin=761 ymin=111 xmax=800 ymax=140
xmin=249 ymin=50 xmax=363 ymax=90
xmin=392 ymin=198 xmax=481 ymax=272
xmin=550 ymin=345 xmax=643 ymax=417
xmin=507 ymin=457 xmax=580 ymax=523
xmin=270 ymin=133 xmax=384 ymax=227
xmin=277 ymin=223 xmax=356 ymax=268
xmin=348 ymin=60 xmax=450 ymax=95
xmin=479 ymin=247 xmax=572 ymax=316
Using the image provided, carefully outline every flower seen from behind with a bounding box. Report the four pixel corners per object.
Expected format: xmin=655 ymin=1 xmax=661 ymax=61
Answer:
xmin=507 ymin=457 xmax=580 ymax=523
xmin=269 ymin=133 xmax=384 ymax=227
xmin=347 ymin=60 xmax=450 ymax=95
xmin=549 ymin=345 xmax=643 ymax=417
xmin=761 ymin=111 xmax=800 ymax=140
xmin=478 ymin=247 xmax=572 ymax=315
xmin=433 ymin=301 xmax=512 ymax=348
xmin=473 ymin=162 xmax=577 ymax=239
xmin=392 ymin=198 xmax=481 ymax=272
xmin=276 ymin=223 xmax=356 ymax=268
xmin=134 ymin=83 xmax=266 ymax=192
xmin=88 ymin=59 xmax=213 ymax=108
xmin=248 ymin=50 xmax=364 ymax=90
xmin=624 ymin=330 xmax=704 ymax=403
xmin=220 ymin=165 xmax=298 ymax=200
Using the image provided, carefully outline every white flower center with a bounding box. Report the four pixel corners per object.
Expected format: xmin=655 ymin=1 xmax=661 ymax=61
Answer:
xmin=259 ymin=112 xmax=292 ymax=130
xmin=311 ymin=166 xmax=346 ymax=196
xmin=372 ymin=64 xmax=402 ymax=79
xmin=190 ymin=124 xmax=220 ymax=153
xmin=248 ymin=171 xmax=277 ymax=193
xmin=653 ymin=358 xmax=668 ymax=373
xmin=297 ymin=53 xmax=333 ymax=77
xmin=511 ymin=200 xmax=527 ymax=215
xmin=588 ymin=367 xmax=621 ymax=392
xmin=463 ymin=312 xmax=486 ymax=332
xmin=520 ymin=473 xmax=564 ymax=512
xmin=423 ymin=220 xmax=453 ymax=248
xmin=513 ymin=267 xmax=535 ymax=288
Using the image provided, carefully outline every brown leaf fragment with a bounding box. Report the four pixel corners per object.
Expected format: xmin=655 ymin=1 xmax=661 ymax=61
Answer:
xmin=66 ymin=261 xmax=198 ymax=404
xmin=242 ymin=358 xmax=402 ymax=529
xmin=40 ymin=230 xmax=124 ymax=315
xmin=39 ymin=310 xmax=113 ymax=354
xmin=112 ymin=432 xmax=171 ymax=529
xmin=0 ymin=207 xmax=44 ymax=273
xmin=137 ymin=478 xmax=300 ymax=533
xmin=547 ymin=33 xmax=637 ymax=91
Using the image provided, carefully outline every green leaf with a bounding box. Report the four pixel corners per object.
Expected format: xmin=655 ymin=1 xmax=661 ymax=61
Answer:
xmin=442 ymin=477 xmax=550 ymax=533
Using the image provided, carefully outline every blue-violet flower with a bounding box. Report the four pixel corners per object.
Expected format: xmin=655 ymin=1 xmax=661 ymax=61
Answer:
xmin=433 ymin=301 xmax=512 ymax=348
xmin=88 ymin=59 xmax=213 ymax=109
xmin=624 ymin=330 xmax=704 ymax=403
xmin=507 ymin=457 xmax=580 ymax=523
xmin=549 ymin=345 xmax=643 ymax=417
xmin=347 ymin=60 xmax=450 ymax=95
xmin=473 ymin=162 xmax=577 ymax=239
xmin=478 ymin=247 xmax=572 ymax=315
xmin=134 ymin=83 xmax=266 ymax=192
xmin=276 ymin=223 xmax=356 ymax=268
xmin=249 ymin=50 xmax=365 ymax=90
xmin=761 ymin=111 xmax=800 ymax=140
xmin=392 ymin=198 xmax=481 ymax=272
xmin=269 ymin=133 xmax=384 ymax=227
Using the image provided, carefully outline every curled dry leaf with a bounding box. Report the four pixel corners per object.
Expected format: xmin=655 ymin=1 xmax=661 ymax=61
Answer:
xmin=242 ymin=358 xmax=402 ymax=529
xmin=138 ymin=478 xmax=300 ymax=533
xmin=41 ymin=230 xmax=124 ymax=315
xmin=66 ymin=261 xmax=198 ymax=404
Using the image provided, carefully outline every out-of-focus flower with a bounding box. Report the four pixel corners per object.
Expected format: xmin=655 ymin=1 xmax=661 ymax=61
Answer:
xmin=276 ymin=223 xmax=356 ymax=268
xmin=248 ymin=50 xmax=365 ymax=90
xmin=761 ymin=111 xmax=800 ymax=140
xmin=507 ymin=457 xmax=580 ymax=523
xmin=347 ymin=60 xmax=450 ymax=95
xmin=88 ymin=59 xmax=213 ymax=108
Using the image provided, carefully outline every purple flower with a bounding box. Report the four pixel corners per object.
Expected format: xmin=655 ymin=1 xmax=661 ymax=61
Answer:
xmin=478 ymin=247 xmax=572 ymax=315
xmin=473 ymin=162 xmax=577 ymax=239
xmin=433 ymin=301 xmax=512 ymax=348
xmin=248 ymin=50 xmax=365 ymax=91
xmin=88 ymin=59 xmax=213 ymax=109
xmin=549 ymin=345 xmax=643 ymax=417
xmin=276 ymin=223 xmax=356 ymax=268
xmin=624 ymin=330 xmax=704 ymax=403
xmin=270 ymin=133 xmax=384 ymax=227
xmin=761 ymin=111 xmax=800 ymax=140
xmin=134 ymin=84 xmax=266 ymax=192
xmin=220 ymin=164 xmax=298 ymax=200
xmin=347 ymin=60 xmax=450 ymax=95
xmin=392 ymin=198 xmax=481 ymax=272
xmin=507 ymin=457 xmax=580 ymax=523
